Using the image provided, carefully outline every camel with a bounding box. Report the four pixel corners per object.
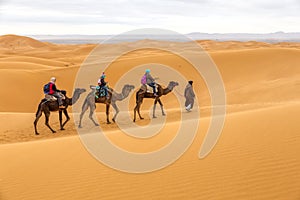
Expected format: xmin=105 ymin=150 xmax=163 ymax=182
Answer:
xmin=133 ymin=81 xmax=179 ymax=122
xmin=78 ymin=84 xmax=135 ymax=128
xmin=34 ymin=88 xmax=86 ymax=135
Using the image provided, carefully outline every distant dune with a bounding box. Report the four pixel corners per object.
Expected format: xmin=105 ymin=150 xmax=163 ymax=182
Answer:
xmin=0 ymin=34 xmax=54 ymax=49
xmin=0 ymin=34 xmax=299 ymax=200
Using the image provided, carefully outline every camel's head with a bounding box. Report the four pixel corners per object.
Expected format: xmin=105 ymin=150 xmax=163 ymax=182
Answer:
xmin=70 ymin=88 xmax=87 ymax=105
xmin=121 ymin=84 xmax=135 ymax=94
xmin=125 ymin=84 xmax=135 ymax=91
xmin=75 ymin=88 xmax=87 ymax=94
xmin=168 ymin=81 xmax=179 ymax=89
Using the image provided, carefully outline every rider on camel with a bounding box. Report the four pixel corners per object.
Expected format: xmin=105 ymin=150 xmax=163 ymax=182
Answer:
xmin=142 ymin=69 xmax=158 ymax=96
xmin=45 ymin=77 xmax=65 ymax=109
xmin=96 ymin=72 xmax=109 ymax=98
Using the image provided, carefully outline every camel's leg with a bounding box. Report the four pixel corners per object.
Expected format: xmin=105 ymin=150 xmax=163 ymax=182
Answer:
xmin=133 ymin=93 xmax=144 ymax=122
xmin=111 ymin=102 xmax=119 ymax=123
xmin=59 ymin=110 xmax=64 ymax=130
xmin=133 ymin=104 xmax=138 ymax=122
xmin=78 ymin=100 xmax=89 ymax=128
xmin=89 ymin=104 xmax=99 ymax=126
xmin=158 ymin=99 xmax=166 ymax=116
xmin=44 ymin=111 xmax=56 ymax=133
xmin=137 ymin=103 xmax=144 ymax=120
xmin=133 ymin=103 xmax=144 ymax=122
xmin=62 ymin=109 xmax=70 ymax=129
xmin=106 ymin=104 xmax=111 ymax=124
xmin=153 ymin=99 xmax=158 ymax=118
xmin=153 ymin=104 xmax=157 ymax=118
xmin=34 ymin=109 xmax=42 ymax=135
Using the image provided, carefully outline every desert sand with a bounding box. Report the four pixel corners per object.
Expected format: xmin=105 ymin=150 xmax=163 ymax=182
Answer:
xmin=0 ymin=34 xmax=299 ymax=199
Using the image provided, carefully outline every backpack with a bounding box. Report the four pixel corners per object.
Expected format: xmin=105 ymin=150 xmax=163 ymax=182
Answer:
xmin=99 ymin=87 xmax=106 ymax=97
xmin=43 ymin=83 xmax=50 ymax=94
xmin=95 ymin=85 xmax=107 ymax=97
xmin=141 ymin=74 xmax=147 ymax=84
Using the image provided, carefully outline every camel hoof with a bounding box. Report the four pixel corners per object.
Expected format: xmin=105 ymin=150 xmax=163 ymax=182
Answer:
xmin=95 ymin=123 xmax=99 ymax=126
xmin=52 ymin=131 xmax=56 ymax=134
xmin=78 ymin=125 xmax=82 ymax=128
xmin=107 ymin=122 xmax=111 ymax=124
xmin=35 ymin=133 xmax=39 ymax=135
xmin=162 ymin=113 xmax=166 ymax=116
xmin=153 ymin=116 xmax=157 ymax=118
xmin=112 ymin=118 xmax=115 ymax=123
xmin=61 ymin=128 xmax=65 ymax=131
xmin=140 ymin=117 xmax=144 ymax=120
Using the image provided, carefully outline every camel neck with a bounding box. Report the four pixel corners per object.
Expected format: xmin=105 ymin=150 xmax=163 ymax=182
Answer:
xmin=69 ymin=90 xmax=80 ymax=105
xmin=163 ymin=87 xmax=172 ymax=95
xmin=115 ymin=87 xmax=130 ymax=100
xmin=123 ymin=88 xmax=131 ymax=98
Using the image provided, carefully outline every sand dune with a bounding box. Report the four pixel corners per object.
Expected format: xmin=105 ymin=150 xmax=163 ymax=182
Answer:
xmin=198 ymin=40 xmax=300 ymax=51
xmin=0 ymin=35 xmax=299 ymax=200
xmin=0 ymin=34 xmax=53 ymax=49
xmin=1 ymin=103 xmax=299 ymax=199
xmin=0 ymin=56 xmax=69 ymax=67
xmin=0 ymin=61 xmax=56 ymax=70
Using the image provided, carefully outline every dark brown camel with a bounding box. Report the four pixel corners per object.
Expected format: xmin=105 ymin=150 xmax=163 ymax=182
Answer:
xmin=78 ymin=84 xmax=135 ymax=128
xmin=34 ymin=88 xmax=86 ymax=135
xmin=133 ymin=81 xmax=179 ymax=122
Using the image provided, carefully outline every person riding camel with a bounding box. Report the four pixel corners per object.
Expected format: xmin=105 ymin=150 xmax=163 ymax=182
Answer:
xmin=143 ymin=69 xmax=158 ymax=96
xmin=96 ymin=72 xmax=109 ymax=98
xmin=44 ymin=77 xmax=65 ymax=109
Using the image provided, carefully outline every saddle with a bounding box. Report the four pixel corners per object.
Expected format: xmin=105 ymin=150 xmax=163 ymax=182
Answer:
xmin=139 ymin=84 xmax=157 ymax=93
xmin=44 ymin=93 xmax=66 ymax=102
xmin=44 ymin=94 xmax=57 ymax=101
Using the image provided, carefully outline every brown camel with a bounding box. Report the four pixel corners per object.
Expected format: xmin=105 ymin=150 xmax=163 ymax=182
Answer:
xmin=78 ymin=84 xmax=135 ymax=128
xmin=133 ymin=81 xmax=179 ymax=122
xmin=34 ymin=88 xmax=86 ymax=135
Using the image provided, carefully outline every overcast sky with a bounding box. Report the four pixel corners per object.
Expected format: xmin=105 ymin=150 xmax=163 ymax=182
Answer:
xmin=0 ymin=0 xmax=299 ymax=35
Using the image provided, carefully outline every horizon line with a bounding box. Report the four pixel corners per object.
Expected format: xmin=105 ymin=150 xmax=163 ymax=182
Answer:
xmin=1 ymin=31 xmax=300 ymax=37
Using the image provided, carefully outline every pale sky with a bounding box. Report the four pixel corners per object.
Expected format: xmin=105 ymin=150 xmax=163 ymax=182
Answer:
xmin=0 ymin=0 xmax=299 ymax=35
